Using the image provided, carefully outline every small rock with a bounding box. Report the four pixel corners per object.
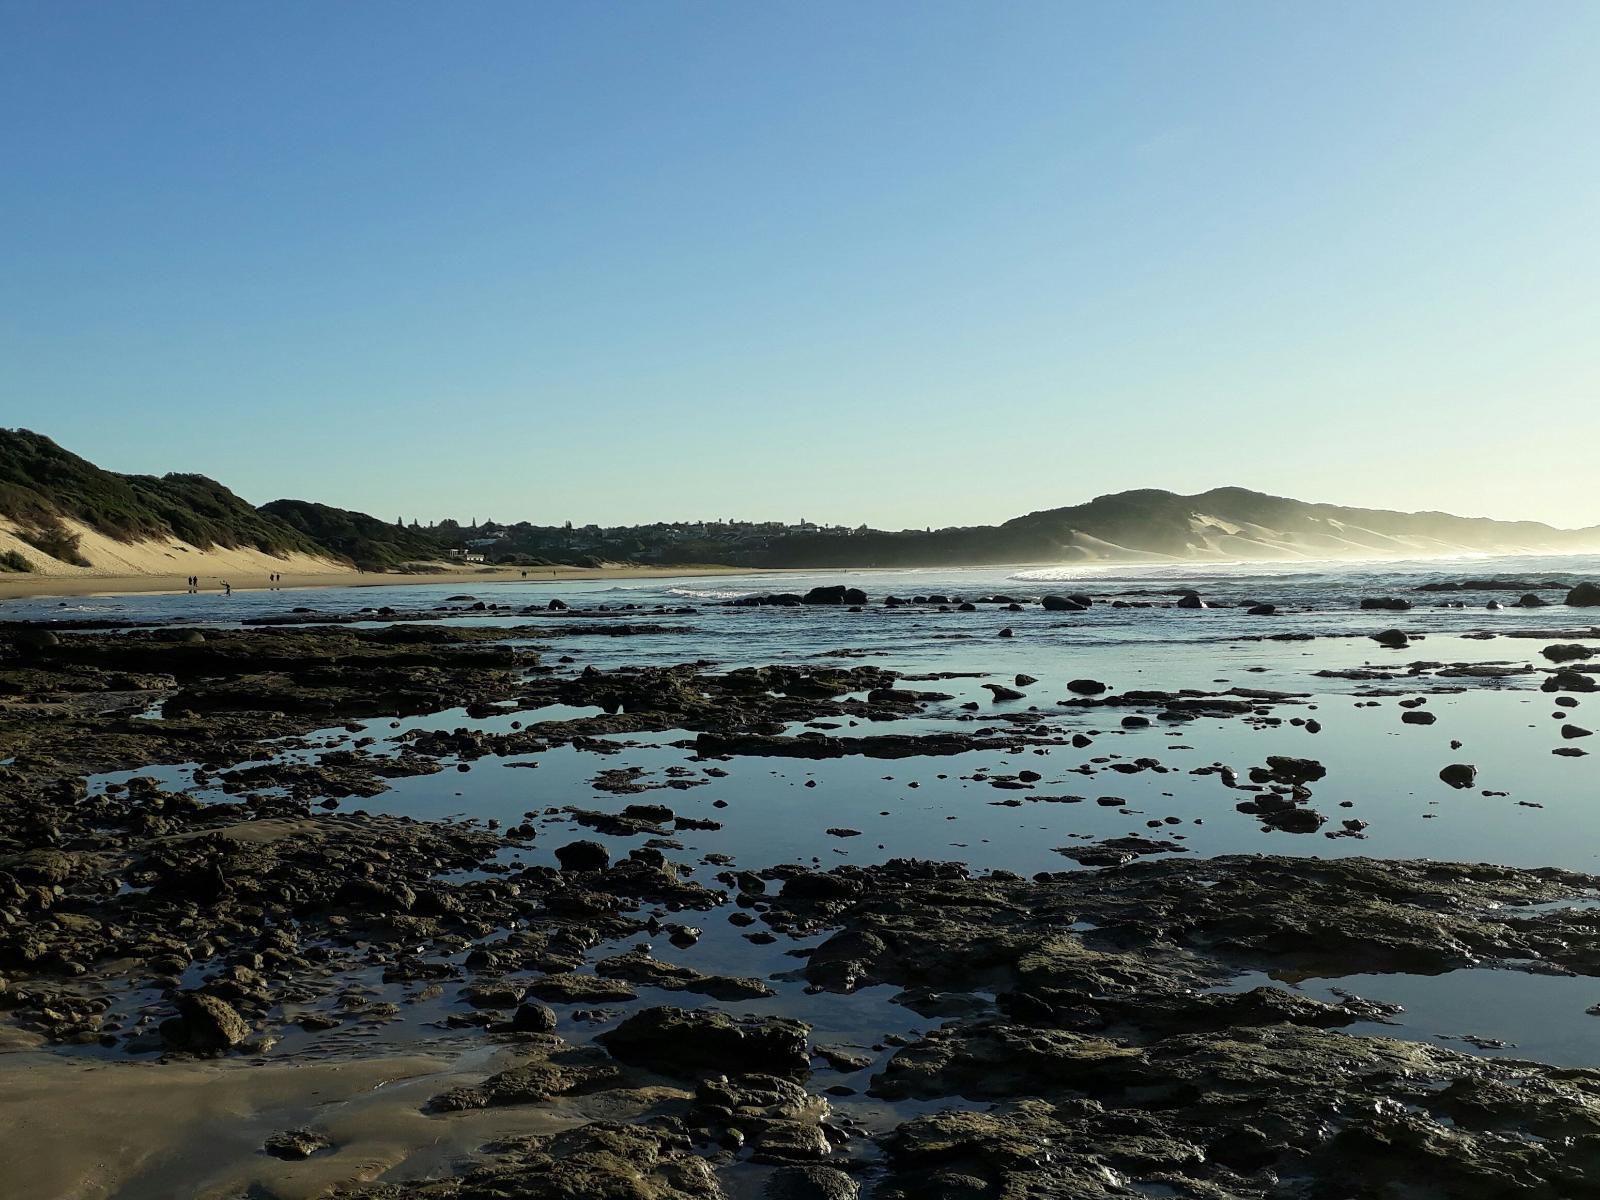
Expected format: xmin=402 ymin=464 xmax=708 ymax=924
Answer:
xmin=554 ymin=840 xmax=610 ymax=872
xmin=264 ymin=1129 xmax=331 ymax=1160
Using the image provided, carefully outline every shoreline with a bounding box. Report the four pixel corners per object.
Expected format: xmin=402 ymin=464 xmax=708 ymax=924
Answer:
xmin=5 ymin=548 xmax=1595 ymax=604
xmin=0 ymin=562 xmax=771 ymax=602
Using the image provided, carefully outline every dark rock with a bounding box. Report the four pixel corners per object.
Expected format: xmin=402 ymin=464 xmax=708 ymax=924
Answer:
xmin=599 ymin=1006 xmax=812 ymax=1079
xmin=596 ymin=948 xmax=773 ymax=1000
xmin=554 ymin=840 xmax=611 ymax=872
xmin=523 ymin=974 xmax=638 ymax=1003
xmin=463 ymin=981 xmax=527 ymax=1008
xmin=431 ymin=1057 xmax=625 ymax=1112
xmin=160 ymin=992 xmax=251 ymax=1052
xmin=264 ymin=1129 xmax=332 ymax=1160
xmin=1544 ymin=644 xmax=1596 ymax=663
xmin=1259 ymin=756 xmax=1327 ymax=785
xmin=782 ymin=872 xmax=863 ymax=902
xmin=765 ymin=1165 xmax=860 ymax=1200
xmin=1261 ymin=807 xmax=1327 ymax=833
xmin=1544 ymin=670 xmax=1599 ymax=694
xmin=814 ymin=1044 xmax=873 ymax=1072
xmin=510 ymin=1002 xmax=559 ymax=1033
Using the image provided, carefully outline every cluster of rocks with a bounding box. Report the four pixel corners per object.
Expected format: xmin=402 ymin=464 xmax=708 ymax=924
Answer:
xmin=7 ymin=604 xmax=1600 ymax=1199
xmin=730 ymin=587 xmax=869 ymax=607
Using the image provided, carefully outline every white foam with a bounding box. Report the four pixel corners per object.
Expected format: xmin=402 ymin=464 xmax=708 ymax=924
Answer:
xmin=665 ymin=586 xmax=762 ymax=600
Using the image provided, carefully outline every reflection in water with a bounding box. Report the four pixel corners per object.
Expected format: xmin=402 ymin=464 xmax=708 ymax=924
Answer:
xmin=56 ymin=556 xmax=1600 ymax=1071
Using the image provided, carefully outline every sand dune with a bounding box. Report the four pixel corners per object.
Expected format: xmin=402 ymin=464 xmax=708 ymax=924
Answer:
xmin=0 ymin=516 xmax=350 ymax=581
xmin=1055 ymin=513 xmax=1600 ymax=564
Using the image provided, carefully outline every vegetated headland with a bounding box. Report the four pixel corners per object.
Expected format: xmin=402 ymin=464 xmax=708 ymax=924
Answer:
xmin=4 ymin=428 xmax=1599 ymax=599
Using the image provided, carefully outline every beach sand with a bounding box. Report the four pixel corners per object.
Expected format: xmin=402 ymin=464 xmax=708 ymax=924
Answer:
xmin=0 ymin=515 xmax=765 ymax=600
xmin=0 ymin=1048 xmax=656 ymax=1200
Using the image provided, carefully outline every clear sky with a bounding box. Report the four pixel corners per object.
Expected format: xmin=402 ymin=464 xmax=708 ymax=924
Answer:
xmin=3 ymin=2 xmax=1597 ymax=530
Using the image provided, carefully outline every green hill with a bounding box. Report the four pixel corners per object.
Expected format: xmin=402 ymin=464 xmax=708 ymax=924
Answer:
xmin=5 ymin=429 xmax=1598 ymax=574
xmin=259 ymin=499 xmax=446 ymax=571
xmin=728 ymin=487 xmax=1600 ymax=568
xmin=0 ymin=429 xmax=327 ymax=566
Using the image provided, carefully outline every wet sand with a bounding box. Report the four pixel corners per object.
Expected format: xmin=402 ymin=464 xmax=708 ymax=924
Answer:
xmin=0 ymin=1048 xmax=678 ymax=1200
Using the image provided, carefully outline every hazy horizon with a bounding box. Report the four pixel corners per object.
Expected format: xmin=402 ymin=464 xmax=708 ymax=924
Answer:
xmin=5 ymin=2 xmax=1597 ymax=527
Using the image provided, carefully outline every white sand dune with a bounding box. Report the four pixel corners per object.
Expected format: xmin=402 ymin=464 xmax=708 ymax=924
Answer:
xmin=0 ymin=516 xmax=349 ymax=580
xmin=1056 ymin=514 xmax=1600 ymax=564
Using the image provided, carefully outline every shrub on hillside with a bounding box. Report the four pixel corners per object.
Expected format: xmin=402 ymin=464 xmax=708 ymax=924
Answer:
xmin=15 ymin=513 xmax=88 ymax=566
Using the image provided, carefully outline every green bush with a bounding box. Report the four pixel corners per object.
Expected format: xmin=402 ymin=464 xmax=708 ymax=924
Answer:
xmin=0 ymin=549 xmax=33 ymax=572
xmin=0 ymin=429 xmax=323 ymax=560
xmin=261 ymin=499 xmax=446 ymax=569
xmin=15 ymin=512 xmax=88 ymax=566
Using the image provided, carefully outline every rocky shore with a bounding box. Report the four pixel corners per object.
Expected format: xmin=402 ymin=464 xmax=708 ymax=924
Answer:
xmin=2 ymin=600 xmax=1600 ymax=1199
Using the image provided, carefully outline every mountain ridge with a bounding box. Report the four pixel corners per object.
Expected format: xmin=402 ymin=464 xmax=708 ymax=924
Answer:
xmin=2 ymin=428 xmax=1596 ymax=574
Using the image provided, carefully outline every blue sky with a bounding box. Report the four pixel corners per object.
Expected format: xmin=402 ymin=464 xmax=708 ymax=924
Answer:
xmin=3 ymin=2 xmax=1597 ymax=529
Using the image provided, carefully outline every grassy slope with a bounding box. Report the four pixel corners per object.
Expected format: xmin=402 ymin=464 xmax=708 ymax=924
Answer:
xmin=259 ymin=499 xmax=446 ymax=571
xmin=0 ymin=429 xmax=329 ymax=566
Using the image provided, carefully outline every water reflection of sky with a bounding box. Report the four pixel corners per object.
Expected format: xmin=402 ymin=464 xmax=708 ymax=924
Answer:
xmin=51 ymin=557 xmax=1600 ymax=1072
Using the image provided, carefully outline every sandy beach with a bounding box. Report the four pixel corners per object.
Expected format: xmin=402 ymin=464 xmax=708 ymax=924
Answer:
xmin=0 ymin=514 xmax=769 ymax=601
xmin=0 ymin=561 xmax=764 ymax=601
